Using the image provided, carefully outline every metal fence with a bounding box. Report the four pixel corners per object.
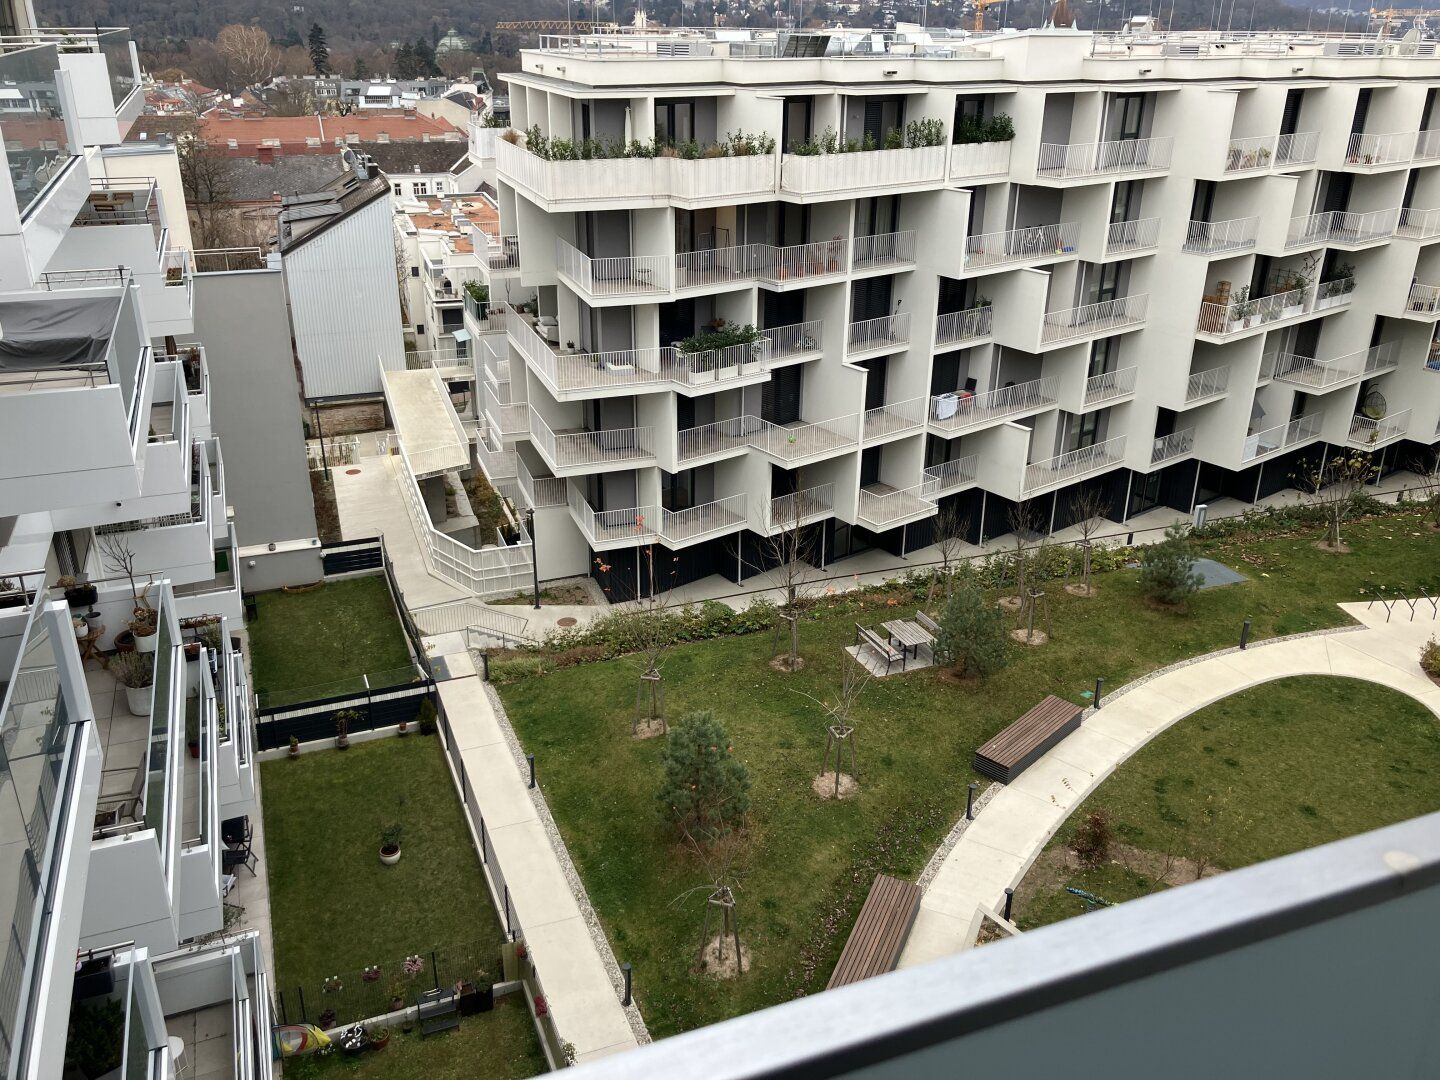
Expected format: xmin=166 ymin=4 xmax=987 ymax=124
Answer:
xmin=253 ymin=675 xmax=434 ymax=749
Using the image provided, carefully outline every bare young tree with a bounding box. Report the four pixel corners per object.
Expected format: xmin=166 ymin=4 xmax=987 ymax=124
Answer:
xmin=176 ymin=119 xmax=238 ymax=249
xmin=758 ymin=481 xmax=828 ymax=673
xmin=627 ymin=546 xmax=677 ymax=738
xmin=1003 ymin=500 xmax=1044 ymax=612
xmin=1067 ymin=487 xmax=1111 ymax=598
xmin=1298 ymin=448 xmax=1376 ymax=552
xmin=215 ymin=24 xmax=278 ymax=89
xmin=924 ymin=504 xmax=971 ymax=609
xmin=793 ymin=663 xmax=870 ymax=798
xmin=673 ymin=824 xmax=750 ymax=978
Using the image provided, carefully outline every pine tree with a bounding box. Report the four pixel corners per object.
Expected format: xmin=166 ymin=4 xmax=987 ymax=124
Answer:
xmin=414 ymin=37 xmax=439 ymax=77
xmin=307 ymin=23 xmax=329 ymax=75
xmin=393 ymin=43 xmax=418 ymax=79
xmin=656 ymin=711 xmax=750 ymax=838
xmin=934 ymin=581 xmax=1010 ymax=680
xmin=351 ymin=57 xmax=368 ymax=81
xmin=1138 ymin=524 xmax=1203 ymax=607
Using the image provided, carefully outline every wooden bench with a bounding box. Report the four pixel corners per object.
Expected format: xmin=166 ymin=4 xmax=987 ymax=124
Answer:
xmin=973 ymin=694 xmax=1083 ymax=783
xmin=913 ymin=610 xmax=940 ymax=641
xmin=827 ymin=874 xmax=922 ymax=990
xmin=855 ymin=624 xmax=906 ymax=673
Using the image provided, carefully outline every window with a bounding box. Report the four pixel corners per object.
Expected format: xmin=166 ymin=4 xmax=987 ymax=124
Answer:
xmin=414 ymin=181 xmax=428 ymax=196
xmin=416 ymin=323 xmax=425 ymax=335
xmin=1074 ymin=409 xmax=1101 ymax=449
xmin=393 ymin=184 xmax=402 ymax=197
xmin=410 ymin=265 xmax=419 ymax=276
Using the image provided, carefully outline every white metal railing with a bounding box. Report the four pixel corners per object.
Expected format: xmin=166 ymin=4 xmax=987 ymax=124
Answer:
xmin=1328 ymin=207 xmax=1399 ymax=244
xmin=529 ymin=406 xmax=655 ymax=469
xmin=1398 ymin=207 xmax=1440 ymax=239
xmin=481 ymin=234 xmax=521 ymax=271
xmin=675 ymin=243 xmax=755 ymax=288
xmin=1183 ymin=216 xmax=1260 ymax=253
xmin=1023 ymin=435 xmax=1127 ymax=494
xmin=411 ymin=598 xmax=533 ymax=645
xmin=863 ymin=395 xmax=926 ymax=440
xmin=660 ymin=493 xmax=748 ymax=543
xmin=949 ymin=140 xmax=1012 ymax=180
xmin=307 ymin=435 xmax=359 ymax=470
xmin=567 ymin=484 xmax=659 ymax=546
xmin=935 ymin=305 xmax=993 ymax=348
xmin=753 ymin=413 xmax=860 ymax=461
xmin=1347 ymin=130 xmax=1416 ymax=166
xmin=1407 ymin=282 xmax=1440 ymax=314
xmin=852 ymin=229 xmax=917 ymax=269
xmin=930 ymin=375 xmax=1061 ymax=432
xmin=768 ymin=483 xmax=834 ymax=528
xmin=1242 ymin=414 xmax=1321 ymax=462
xmin=555 ymin=236 xmax=671 ymax=296
xmin=1151 ymin=428 xmax=1196 ymax=464
xmin=1036 ymin=136 xmax=1173 ymax=178
xmin=1041 ymin=294 xmax=1148 ymax=345
xmin=780 ymin=144 xmax=947 ymax=195
xmin=515 ymin=455 xmax=567 ymax=508
xmin=764 ymin=319 xmax=823 ymax=359
xmin=1285 ymin=211 xmax=1332 ymax=248
xmin=964 ymin=222 xmax=1080 ymax=270
xmin=1105 ymin=216 xmax=1161 ymax=253
xmin=1348 ymin=409 xmax=1411 ymax=447
xmin=848 ymin=312 xmax=912 ymax=352
xmin=1272 ymin=342 xmax=1397 ymax=389
xmin=1224 ymin=134 xmax=1281 ymax=172
xmin=754 ymin=238 xmax=848 ymax=283
xmin=1185 ymin=366 xmax=1230 ymax=401
xmin=1082 ymin=365 xmax=1139 ymax=405
xmin=1196 ymin=286 xmax=1307 ymax=336
xmin=858 ymin=484 xmax=935 ymax=527
xmin=672 ymin=340 xmax=771 ymax=386
xmin=1415 ymin=129 xmax=1440 ymax=162
xmin=1312 ymin=276 xmax=1357 ymax=310
xmin=677 ymin=415 xmax=764 ymax=463
xmin=1277 ymin=131 xmax=1320 ymax=166
xmin=920 ymin=454 xmax=979 ymax=497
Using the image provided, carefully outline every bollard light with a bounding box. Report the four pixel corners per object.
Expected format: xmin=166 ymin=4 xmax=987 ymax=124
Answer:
xmin=1094 ymin=676 xmax=1104 ymax=710
xmin=1240 ymin=618 xmax=1252 ymax=650
xmin=966 ymin=781 xmax=978 ymax=821
xmin=1003 ymin=887 xmax=1015 ymax=922
xmin=621 ymin=962 xmax=633 ymax=1006
xmin=527 ymin=753 xmax=536 ymax=789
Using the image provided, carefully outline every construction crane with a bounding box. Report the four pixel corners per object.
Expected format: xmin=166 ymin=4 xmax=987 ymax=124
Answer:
xmin=972 ymin=0 xmax=1005 ymax=32
xmin=1368 ymin=7 xmax=1440 ymax=34
xmin=494 ymin=20 xmax=618 ymax=33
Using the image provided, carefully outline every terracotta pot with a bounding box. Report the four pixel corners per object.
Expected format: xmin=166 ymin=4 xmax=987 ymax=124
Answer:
xmin=114 ymin=630 xmax=136 ymax=653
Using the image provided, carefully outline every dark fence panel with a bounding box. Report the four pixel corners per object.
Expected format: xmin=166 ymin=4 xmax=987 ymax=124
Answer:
xmin=321 ymin=537 xmax=385 ymax=576
xmin=255 ymin=681 xmax=435 ymax=750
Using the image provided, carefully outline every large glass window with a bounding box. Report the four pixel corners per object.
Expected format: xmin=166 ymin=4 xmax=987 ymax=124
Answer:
xmin=1 ymin=44 xmax=72 ymax=218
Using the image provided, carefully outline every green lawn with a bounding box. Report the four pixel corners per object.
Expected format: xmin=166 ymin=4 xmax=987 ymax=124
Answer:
xmin=496 ymin=512 xmax=1440 ymax=1038
xmin=1014 ymin=675 xmax=1440 ymax=929
xmin=249 ymin=577 xmax=413 ymax=706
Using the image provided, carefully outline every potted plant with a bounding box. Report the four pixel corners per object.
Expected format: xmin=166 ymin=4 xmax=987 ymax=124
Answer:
xmin=288 ymin=735 xmax=300 ymax=759
xmin=334 ymin=708 xmax=357 ymax=750
xmin=396 ymin=714 xmax=409 ymax=737
xmin=61 ymin=577 xmax=98 ymax=610
xmin=367 ymin=1026 xmax=391 ymax=1051
xmin=71 ymin=614 xmax=87 ymax=639
xmin=362 ymin=965 xmax=382 ymax=983
xmin=339 ymin=1025 xmax=369 ymax=1055
xmin=389 ymin=979 xmax=407 ymax=1013
xmin=131 ymin=607 xmax=159 ymax=654
xmin=379 ymin=822 xmax=404 ymax=865
xmin=110 ymin=651 xmax=154 ymax=717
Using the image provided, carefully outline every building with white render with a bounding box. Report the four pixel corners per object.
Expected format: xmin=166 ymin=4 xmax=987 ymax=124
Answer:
xmin=453 ymin=23 xmax=1440 ymax=597
xmin=0 ymin=11 xmax=271 ymax=1077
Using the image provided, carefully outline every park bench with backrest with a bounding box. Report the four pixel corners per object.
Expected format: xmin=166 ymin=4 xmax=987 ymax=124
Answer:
xmin=913 ymin=610 xmax=940 ymax=641
xmin=826 ymin=874 xmax=922 ymax=990
xmin=973 ymin=694 xmax=1084 ymax=783
xmin=855 ymin=623 xmax=906 ymax=673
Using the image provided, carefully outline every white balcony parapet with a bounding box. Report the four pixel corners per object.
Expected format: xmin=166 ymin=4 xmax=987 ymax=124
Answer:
xmin=1346 ymin=130 xmax=1417 ymax=166
xmin=935 ymin=305 xmax=993 ymax=349
xmin=753 ymin=238 xmax=848 ymax=284
xmin=780 ymin=145 xmax=947 ymax=195
xmin=1183 ymin=216 xmax=1260 ymax=254
xmin=516 ymin=456 xmax=567 ymax=508
xmin=1082 ymin=365 xmax=1139 ymax=406
xmin=1242 ymin=414 xmax=1321 ymax=462
xmin=677 ymin=415 xmax=765 ymax=464
xmin=1397 ymin=207 xmax=1440 ymax=239
xmin=567 ymin=485 xmax=660 ymax=547
xmin=1196 ymin=285 xmax=1309 ymax=337
xmin=660 ymin=493 xmax=748 ymax=544
xmin=768 ymin=483 xmax=834 ymax=529
xmin=1041 ymin=294 xmax=1148 ymax=346
xmin=863 ymin=396 xmax=927 ymax=441
xmin=921 ymin=454 xmax=980 ymax=498
xmin=949 ymin=140 xmax=1011 ymax=180
xmin=1224 ymin=131 xmax=1319 ymax=172
xmin=930 ymin=375 xmax=1061 ymax=433
xmin=1312 ymin=276 xmax=1357 ymax=310
xmin=1406 ymin=282 xmax=1440 ymax=315
xmin=1416 ymin=129 xmax=1440 ymax=162
xmin=848 ymin=313 xmax=911 ymax=354
xmin=753 ymin=413 xmax=860 ymax=462
xmin=1036 ymin=136 xmax=1173 ymax=179
xmin=496 ymin=138 xmax=777 ymax=204
xmin=1151 ymin=427 xmax=1197 ymax=465
xmin=763 ymin=319 xmax=823 ymax=360
xmin=674 ymin=243 xmax=757 ymax=289
xmin=529 ymin=406 xmax=655 ymax=470
xmin=964 ymin=222 xmax=1080 ymax=270
xmin=1276 ymin=131 xmax=1321 ymax=166
xmin=852 ymin=229 xmax=917 ymax=270
xmin=1023 ymin=435 xmax=1128 ymax=494
xmin=1348 ymin=409 xmax=1411 ymax=448
xmin=555 ymin=237 xmax=672 ymax=297
xmin=1270 ymin=343 xmax=1397 ymax=389
xmin=481 ymin=234 xmax=521 ymax=271
xmin=1185 ymin=367 xmax=1230 ymax=402
xmin=1105 ymin=216 xmax=1161 ymax=255
xmin=858 ymin=484 xmax=935 ymax=528
xmin=1286 ymin=207 xmax=1397 ymax=249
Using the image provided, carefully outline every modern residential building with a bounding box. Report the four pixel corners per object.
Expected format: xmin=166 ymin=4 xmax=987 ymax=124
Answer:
xmin=456 ymin=23 xmax=1440 ymax=597
xmin=396 ymin=191 xmax=503 ymax=358
xmin=0 ymin=20 xmax=270 ymax=1079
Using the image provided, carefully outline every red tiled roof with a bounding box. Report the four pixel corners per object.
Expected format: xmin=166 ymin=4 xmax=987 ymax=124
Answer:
xmin=199 ymin=112 xmax=463 ymax=152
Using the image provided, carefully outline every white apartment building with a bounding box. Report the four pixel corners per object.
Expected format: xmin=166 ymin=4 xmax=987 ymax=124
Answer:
xmin=0 ymin=14 xmax=270 ymax=1079
xmin=457 ymin=24 xmax=1440 ymax=597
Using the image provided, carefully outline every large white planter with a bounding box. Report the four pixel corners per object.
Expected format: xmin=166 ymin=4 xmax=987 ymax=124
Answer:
xmin=379 ymin=847 xmax=402 ymax=866
xmin=125 ymin=685 xmax=152 ymax=717
xmin=134 ymin=629 xmax=158 ymax=654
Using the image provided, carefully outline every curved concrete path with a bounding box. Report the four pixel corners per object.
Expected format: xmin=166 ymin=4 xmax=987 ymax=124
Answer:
xmin=898 ymin=599 xmax=1440 ymax=969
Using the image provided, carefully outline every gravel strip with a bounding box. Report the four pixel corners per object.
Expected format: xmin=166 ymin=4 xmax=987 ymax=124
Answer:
xmin=917 ymin=782 xmax=1001 ymax=890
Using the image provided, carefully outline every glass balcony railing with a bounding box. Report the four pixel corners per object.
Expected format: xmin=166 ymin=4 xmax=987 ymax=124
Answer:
xmin=95 ymin=29 xmax=137 ymax=111
xmin=0 ymin=43 xmax=72 ymax=218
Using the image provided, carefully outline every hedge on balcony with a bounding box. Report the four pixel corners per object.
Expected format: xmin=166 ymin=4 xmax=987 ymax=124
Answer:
xmin=513 ymin=126 xmax=774 ymax=161
xmin=953 ymin=112 xmax=1016 ymax=144
xmin=677 ymin=321 xmax=762 ymax=355
xmin=789 ymin=117 xmax=947 ymax=156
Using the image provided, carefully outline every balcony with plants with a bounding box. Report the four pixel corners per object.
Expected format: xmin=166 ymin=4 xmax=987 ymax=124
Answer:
xmin=1195 ymin=266 xmax=1353 ymax=341
xmin=1221 ymin=131 xmax=1319 ymax=174
xmin=780 ymin=118 xmax=949 ymax=195
xmin=949 ymin=112 xmax=1015 ymax=181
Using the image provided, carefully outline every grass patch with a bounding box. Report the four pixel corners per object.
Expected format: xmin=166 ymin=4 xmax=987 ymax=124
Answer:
xmin=249 ymin=577 xmax=412 ymax=706
xmin=496 ymin=513 xmax=1440 ymax=1037
xmin=1015 ymin=675 xmax=1440 ymax=929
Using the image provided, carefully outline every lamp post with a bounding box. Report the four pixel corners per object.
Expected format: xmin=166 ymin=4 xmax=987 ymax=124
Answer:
xmin=526 ymin=507 xmax=540 ymax=609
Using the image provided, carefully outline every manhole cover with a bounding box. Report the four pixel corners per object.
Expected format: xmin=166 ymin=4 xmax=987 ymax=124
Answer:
xmin=345 ymin=468 xmax=362 ymax=475
xmin=557 ymin=617 xmax=578 ymax=627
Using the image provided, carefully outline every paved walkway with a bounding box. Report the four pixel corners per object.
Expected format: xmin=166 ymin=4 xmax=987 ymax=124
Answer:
xmin=898 ymin=599 xmax=1440 ymax=969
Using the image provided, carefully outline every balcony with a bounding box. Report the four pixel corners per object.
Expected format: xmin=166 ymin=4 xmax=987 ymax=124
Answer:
xmin=1184 ymin=366 xmax=1230 ymax=404
xmin=949 ymin=140 xmax=1011 ymax=181
xmin=1344 ymin=131 xmax=1417 ymax=170
xmin=1022 ymin=435 xmax=1128 ymax=495
xmin=155 ymin=345 xmax=209 ymax=435
xmin=752 ymin=412 xmax=860 ymax=464
xmin=1272 ymin=344 xmax=1393 ymax=391
xmin=930 ymin=376 xmax=1061 ymax=436
xmin=1040 ymin=294 xmax=1148 ymax=348
xmin=920 ymin=454 xmax=980 ymax=498
xmin=1 ymin=42 xmax=83 ymax=225
xmin=1151 ymin=427 xmax=1197 ymax=465
xmin=1183 ymin=216 xmax=1259 ymax=255
xmin=1035 ymin=136 xmax=1173 ymax=182
xmin=1195 ymin=285 xmax=1313 ymax=341
xmin=1417 ymin=129 xmax=1440 ymax=163
xmin=852 ymin=230 xmax=917 ymax=272
xmin=1222 ymin=131 xmax=1319 ymax=173
xmin=1399 ymin=282 xmax=1440 ymax=320
xmin=1284 ymin=208 xmax=1397 ymax=250
xmin=516 ymin=456 xmax=567 ymax=509
xmin=479 ymin=233 xmax=521 ymax=276
xmin=963 ymin=222 xmax=1080 ymax=273
xmin=95 ymin=441 xmax=214 ymax=579
xmin=767 ymin=483 xmax=834 ymax=531
xmin=1348 ymin=409 xmax=1410 ymax=449
xmin=848 ymin=313 xmax=912 ymax=358
xmin=1396 ymin=207 xmax=1440 ymax=240
xmin=1081 ymin=365 xmax=1139 ymax=408
xmin=1242 ymin=414 xmax=1322 ymax=462
xmin=528 ymin=407 xmax=655 ymax=473
xmin=660 ymin=493 xmax=748 ymax=546
xmin=677 ymin=415 xmax=764 ymax=465
xmin=1104 ymin=217 xmax=1161 ymax=258
xmin=857 ymin=483 xmax=936 ymax=529
xmin=567 ymin=485 xmax=659 ymax=549
xmin=863 ymin=396 xmax=927 ymax=442
xmin=780 ymin=145 xmax=947 ymax=196
xmin=556 ymin=237 xmax=672 ymax=298
xmin=935 ymin=305 xmax=994 ymax=350
xmin=1312 ymin=276 xmax=1357 ymax=311
xmin=764 ymin=319 xmax=824 ymax=363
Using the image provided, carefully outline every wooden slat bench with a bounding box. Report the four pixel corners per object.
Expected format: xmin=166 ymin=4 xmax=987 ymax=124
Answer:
xmin=856 ymin=624 xmax=906 ymax=674
xmin=827 ymin=874 xmax=921 ymax=990
xmin=973 ymin=694 xmax=1084 ymax=783
xmin=914 ymin=610 xmax=940 ymax=640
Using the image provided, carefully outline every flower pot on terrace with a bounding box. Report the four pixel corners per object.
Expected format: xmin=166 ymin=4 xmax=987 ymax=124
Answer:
xmin=125 ymin=685 xmax=152 ymax=717
xmin=134 ymin=629 xmax=158 ymax=654
xmin=379 ymin=843 xmax=402 ymax=866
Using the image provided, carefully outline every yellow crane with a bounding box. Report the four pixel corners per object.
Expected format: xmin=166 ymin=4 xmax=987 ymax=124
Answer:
xmin=1368 ymin=7 xmax=1440 ymax=34
xmin=972 ymin=0 xmax=1006 ymax=32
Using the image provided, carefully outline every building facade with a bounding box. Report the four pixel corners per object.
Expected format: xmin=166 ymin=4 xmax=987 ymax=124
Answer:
xmin=0 ymin=22 xmax=271 ymax=1079
xmin=463 ymin=25 xmax=1440 ymax=597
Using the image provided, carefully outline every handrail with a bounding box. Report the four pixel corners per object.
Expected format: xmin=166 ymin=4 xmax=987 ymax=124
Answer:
xmin=920 ymin=454 xmax=979 ymax=497
xmin=858 ymin=483 xmax=935 ymax=527
xmin=1082 ymin=365 xmax=1139 ymax=405
xmin=1151 ymin=427 xmax=1196 ymax=464
xmin=1185 ymin=367 xmax=1230 ymax=401
xmin=1041 ymin=294 xmax=1148 ymax=345
xmin=862 ymin=395 xmax=926 ymax=441
xmin=1023 ymin=435 xmax=1127 ymax=494
xmin=852 ymin=229 xmax=917 ymax=269
xmin=1242 ymin=414 xmax=1321 ymax=462
xmin=1105 ymin=216 xmax=1161 ymax=253
xmin=964 ymin=222 xmax=1080 ymax=270
xmin=935 ymin=305 xmax=993 ymax=348
xmin=1183 ymin=216 xmax=1259 ymax=254
xmin=848 ymin=312 xmax=912 ymax=352
xmin=1348 ymin=409 xmax=1411 ymax=446
xmin=1036 ymin=135 xmax=1173 ymax=178
xmin=767 ymin=483 xmax=833 ymax=528
xmin=930 ymin=375 xmax=1060 ymax=432
xmin=660 ymin=493 xmax=748 ymax=543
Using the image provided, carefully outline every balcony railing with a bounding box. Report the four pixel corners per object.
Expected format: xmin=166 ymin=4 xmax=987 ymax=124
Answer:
xmin=848 ymin=313 xmax=911 ymax=353
xmin=675 ymin=243 xmax=756 ymax=289
xmin=964 ymin=222 xmax=1080 ymax=270
xmin=1416 ymin=129 xmax=1440 ymax=162
xmin=567 ymin=485 xmax=659 ymax=546
xmin=1242 ymin=414 xmax=1321 ymax=462
xmin=1041 ymin=294 xmax=1148 ymax=345
xmin=1105 ymin=216 xmax=1161 ymax=255
xmin=921 ymin=454 xmax=979 ymax=497
xmin=1185 ymin=366 xmax=1230 ymax=402
xmin=930 ymin=375 xmax=1061 ymax=433
xmin=1224 ymin=131 xmax=1319 ymax=172
xmin=752 ymin=413 xmax=860 ymax=462
xmin=935 ymin=305 xmax=993 ymax=349
xmin=677 ymin=415 xmax=765 ymax=464
xmin=1183 ymin=216 xmax=1259 ymax=254
xmin=555 ymin=237 xmax=671 ymax=296
xmin=764 ymin=319 xmax=823 ymax=360
xmin=481 ymin=234 xmax=521 ymax=271
xmin=1151 ymin=428 xmax=1196 ymax=465
xmin=1082 ymin=365 xmax=1139 ymax=406
xmin=1397 ymin=207 xmax=1440 ymax=239
xmin=858 ymin=484 xmax=935 ymax=527
xmin=672 ymin=340 xmax=772 ymax=386
xmin=528 ymin=407 xmax=655 ymax=469
xmin=949 ymin=140 xmax=1011 ymax=180
xmin=768 ymin=483 xmax=834 ymax=528
xmin=1346 ymin=131 xmax=1416 ymax=166
xmin=852 ymin=229 xmax=917 ymax=270
xmin=1276 ymin=131 xmax=1320 ymax=166
xmin=753 ymin=238 xmax=848 ymax=284
xmin=863 ymin=396 xmax=926 ymax=441
xmin=1196 ymin=285 xmax=1309 ymax=336
xmin=516 ymin=455 xmax=567 ymax=508
xmin=1036 ymin=136 xmax=1173 ymax=179
xmin=660 ymin=493 xmax=748 ymax=544
xmin=1312 ymin=276 xmax=1357 ymax=310
xmin=1270 ymin=343 xmax=1397 ymax=389
xmin=1406 ymin=282 xmax=1440 ymax=315
xmin=1023 ymin=435 xmax=1127 ymax=494
xmin=1348 ymin=409 xmax=1410 ymax=448
xmin=780 ymin=144 xmax=947 ymax=195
